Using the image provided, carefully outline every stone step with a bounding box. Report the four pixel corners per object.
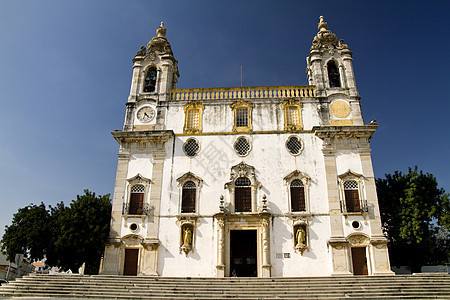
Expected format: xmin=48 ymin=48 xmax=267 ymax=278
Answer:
xmin=2 ymin=274 xmax=449 ymax=299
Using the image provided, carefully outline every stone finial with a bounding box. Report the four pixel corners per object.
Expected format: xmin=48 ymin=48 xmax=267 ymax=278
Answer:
xmin=310 ymin=15 xmax=339 ymax=51
xmin=156 ymin=22 xmax=167 ymax=37
xmin=318 ymin=16 xmax=328 ymax=31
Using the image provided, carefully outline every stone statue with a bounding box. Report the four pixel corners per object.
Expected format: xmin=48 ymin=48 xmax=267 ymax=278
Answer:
xmin=135 ymin=46 xmax=146 ymax=57
xmin=183 ymin=227 xmax=192 ymax=247
xmin=296 ymin=227 xmax=306 ymax=247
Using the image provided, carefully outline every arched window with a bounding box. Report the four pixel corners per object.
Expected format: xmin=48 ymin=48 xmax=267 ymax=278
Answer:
xmin=144 ymin=67 xmax=157 ymax=92
xmin=327 ymin=60 xmax=341 ymax=88
xmin=129 ymin=185 xmax=144 ymax=214
xmin=290 ymin=179 xmax=305 ymax=212
xmin=235 ymin=177 xmax=251 ymax=212
xmin=182 ymin=181 xmax=196 ymax=213
xmin=344 ymin=180 xmax=360 ymax=212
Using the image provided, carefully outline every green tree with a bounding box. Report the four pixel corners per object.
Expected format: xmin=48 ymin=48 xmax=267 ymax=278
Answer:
xmin=376 ymin=166 xmax=449 ymax=272
xmin=1 ymin=203 xmax=50 ymax=262
xmin=1 ymin=190 xmax=111 ymax=275
xmin=49 ymin=190 xmax=111 ymax=274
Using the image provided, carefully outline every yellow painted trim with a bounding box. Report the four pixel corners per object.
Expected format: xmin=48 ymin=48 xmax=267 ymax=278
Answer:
xmin=330 ymin=119 xmax=354 ymax=126
xmin=183 ymin=101 xmax=205 ymax=134
xmin=230 ymin=100 xmax=254 ymax=133
xmin=176 ymin=130 xmax=314 ymax=136
xmin=281 ymin=99 xmax=303 ymax=131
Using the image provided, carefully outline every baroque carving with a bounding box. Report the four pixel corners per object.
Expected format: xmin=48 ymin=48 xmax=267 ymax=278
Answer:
xmin=311 ymin=16 xmax=338 ymax=50
xmin=147 ymin=22 xmax=174 ymax=56
xmin=348 ymin=234 xmax=369 ymax=246
xmin=135 ymin=46 xmax=146 ymax=57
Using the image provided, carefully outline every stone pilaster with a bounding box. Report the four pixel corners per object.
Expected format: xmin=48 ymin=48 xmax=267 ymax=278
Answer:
xmin=146 ymin=150 xmax=166 ymax=239
xmin=216 ymin=217 xmax=225 ymax=277
xmin=261 ymin=217 xmax=271 ymax=277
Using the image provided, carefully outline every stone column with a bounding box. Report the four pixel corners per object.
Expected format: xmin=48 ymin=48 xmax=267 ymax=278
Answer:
xmin=322 ymin=141 xmax=351 ymax=275
xmin=101 ymin=151 xmax=131 ymax=275
xmin=147 ymin=149 xmax=166 ymax=238
xmin=128 ymin=60 xmax=142 ymax=101
xmin=261 ymin=217 xmax=271 ymax=277
xmin=359 ymin=146 xmax=394 ymax=275
xmin=216 ymin=217 xmax=225 ymax=277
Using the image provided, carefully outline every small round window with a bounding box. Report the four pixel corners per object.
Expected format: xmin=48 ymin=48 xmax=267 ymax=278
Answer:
xmin=129 ymin=223 xmax=138 ymax=232
xmin=234 ymin=136 xmax=251 ymax=156
xmin=286 ymin=136 xmax=303 ymax=156
xmin=183 ymin=138 xmax=200 ymax=157
xmin=352 ymin=220 xmax=361 ymax=230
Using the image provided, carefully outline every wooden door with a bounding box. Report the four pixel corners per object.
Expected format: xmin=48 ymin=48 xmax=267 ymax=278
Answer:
xmin=351 ymin=247 xmax=368 ymax=275
xmin=129 ymin=193 xmax=144 ymax=215
xmin=123 ymin=249 xmax=139 ymax=276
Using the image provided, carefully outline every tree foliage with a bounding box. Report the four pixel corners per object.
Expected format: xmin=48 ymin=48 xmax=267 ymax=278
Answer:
xmin=376 ymin=167 xmax=449 ymax=272
xmin=1 ymin=190 xmax=111 ymax=274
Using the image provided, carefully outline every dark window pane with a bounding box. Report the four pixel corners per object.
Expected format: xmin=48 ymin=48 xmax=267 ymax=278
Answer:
xmin=129 ymin=193 xmax=144 ymax=214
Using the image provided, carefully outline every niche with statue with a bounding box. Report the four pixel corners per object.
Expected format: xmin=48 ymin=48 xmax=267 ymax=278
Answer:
xmin=293 ymin=222 xmax=308 ymax=254
xmin=180 ymin=222 xmax=195 ymax=256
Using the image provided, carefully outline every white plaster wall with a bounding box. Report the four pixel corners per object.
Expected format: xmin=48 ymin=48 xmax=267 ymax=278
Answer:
xmin=127 ymin=154 xmax=154 ymax=180
xmin=271 ymin=216 xmax=332 ymax=277
xmin=335 ymin=152 xmax=362 ymax=176
xmin=164 ymin=100 xmax=323 ymax=134
xmin=157 ymin=217 xmax=216 ymax=277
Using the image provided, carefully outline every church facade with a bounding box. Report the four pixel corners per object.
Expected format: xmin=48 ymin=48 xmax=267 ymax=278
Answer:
xmin=100 ymin=17 xmax=394 ymax=277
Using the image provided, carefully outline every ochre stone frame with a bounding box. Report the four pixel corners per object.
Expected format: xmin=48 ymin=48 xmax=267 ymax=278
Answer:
xmin=176 ymin=172 xmax=203 ymax=215
xmin=183 ymin=101 xmax=204 ymax=134
xmin=284 ymin=170 xmax=310 ymax=214
xmin=230 ymin=100 xmax=254 ymax=133
xmin=281 ymin=99 xmax=303 ymax=131
xmin=224 ymin=162 xmax=261 ymax=213
xmin=337 ymin=170 xmax=367 ymax=215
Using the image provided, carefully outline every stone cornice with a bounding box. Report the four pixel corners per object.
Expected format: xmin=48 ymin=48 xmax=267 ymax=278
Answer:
xmin=313 ymin=124 xmax=378 ymax=140
xmin=111 ymin=130 xmax=174 ymax=145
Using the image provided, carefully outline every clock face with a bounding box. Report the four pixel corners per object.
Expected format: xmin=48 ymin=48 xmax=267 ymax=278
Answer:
xmin=137 ymin=106 xmax=155 ymax=123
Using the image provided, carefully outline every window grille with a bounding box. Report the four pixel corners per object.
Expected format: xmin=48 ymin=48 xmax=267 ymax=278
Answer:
xmin=286 ymin=136 xmax=303 ymax=155
xmin=131 ymin=185 xmax=145 ymax=193
xmin=183 ymin=139 xmax=200 ymax=157
xmin=344 ymin=180 xmax=360 ymax=212
xmin=236 ymin=108 xmax=248 ymax=127
xmin=286 ymin=107 xmax=299 ymax=126
xmin=235 ymin=177 xmax=251 ymax=212
xmin=186 ymin=109 xmax=200 ymax=129
xmin=290 ymin=179 xmax=306 ymax=212
xmin=182 ymin=181 xmax=196 ymax=213
xmin=234 ymin=137 xmax=251 ymax=156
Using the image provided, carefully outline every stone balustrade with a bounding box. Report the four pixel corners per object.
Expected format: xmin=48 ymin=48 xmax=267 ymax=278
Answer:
xmin=170 ymin=86 xmax=315 ymax=101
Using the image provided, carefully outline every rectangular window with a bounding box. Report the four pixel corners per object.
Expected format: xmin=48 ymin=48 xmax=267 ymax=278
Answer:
xmin=236 ymin=108 xmax=248 ymax=127
xmin=345 ymin=189 xmax=360 ymax=212
xmin=235 ymin=187 xmax=251 ymax=212
xmin=182 ymin=189 xmax=196 ymax=213
xmin=187 ymin=109 xmax=200 ymax=129
xmin=287 ymin=106 xmax=299 ymax=126
xmin=291 ymin=186 xmax=306 ymax=212
xmin=129 ymin=193 xmax=144 ymax=215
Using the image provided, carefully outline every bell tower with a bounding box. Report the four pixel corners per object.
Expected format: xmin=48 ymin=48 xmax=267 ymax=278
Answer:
xmin=306 ymin=16 xmax=358 ymax=99
xmin=123 ymin=22 xmax=179 ymax=131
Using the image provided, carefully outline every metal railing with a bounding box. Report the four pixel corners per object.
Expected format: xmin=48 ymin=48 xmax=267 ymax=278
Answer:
xmin=169 ymin=85 xmax=315 ymax=101
xmin=122 ymin=203 xmax=150 ymax=216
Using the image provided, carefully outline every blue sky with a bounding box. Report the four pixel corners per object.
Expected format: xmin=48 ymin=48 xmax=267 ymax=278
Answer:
xmin=1 ymin=0 xmax=449 ymax=238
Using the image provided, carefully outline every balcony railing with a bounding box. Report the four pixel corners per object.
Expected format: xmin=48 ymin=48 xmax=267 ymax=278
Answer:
xmin=122 ymin=203 xmax=150 ymax=216
xmin=340 ymin=199 xmax=369 ymax=214
xmin=169 ymin=85 xmax=315 ymax=101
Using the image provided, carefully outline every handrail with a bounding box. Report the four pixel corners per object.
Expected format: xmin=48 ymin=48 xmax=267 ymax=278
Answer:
xmin=169 ymin=85 xmax=315 ymax=101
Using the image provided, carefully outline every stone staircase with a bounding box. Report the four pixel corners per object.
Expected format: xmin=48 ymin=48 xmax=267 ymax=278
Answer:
xmin=1 ymin=273 xmax=449 ymax=299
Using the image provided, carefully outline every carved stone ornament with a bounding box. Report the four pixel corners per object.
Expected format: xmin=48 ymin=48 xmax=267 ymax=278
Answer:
xmin=122 ymin=234 xmax=144 ymax=247
xmin=348 ymin=234 xmax=369 ymax=246
xmin=147 ymin=22 xmax=174 ymax=56
xmin=310 ymin=16 xmax=338 ymax=50
xmin=127 ymin=173 xmax=152 ymax=186
xmin=135 ymin=46 xmax=146 ymax=57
